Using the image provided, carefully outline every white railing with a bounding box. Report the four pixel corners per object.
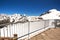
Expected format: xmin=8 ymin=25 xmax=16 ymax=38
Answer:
xmin=0 ymin=20 xmax=49 ymax=40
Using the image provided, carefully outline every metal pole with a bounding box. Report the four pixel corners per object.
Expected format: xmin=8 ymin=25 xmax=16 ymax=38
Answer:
xmin=9 ymin=24 xmax=12 ymax=40
xmin=12 ymin=24 xmax=15 ymax=35
xmin=0 ymin=28 xmax=1 ymax=37
xmin=28 ymin=21 xmax=30 ymax=40
xmin=14 ymin=24 xmax=15 ymax=34
xmin=6 ymin=26 xmax=8 ymax=37
xmin=9 ymin=24 xmax=11 ymax=37
xmin=3 ymin=27 xmax=5 ymax=37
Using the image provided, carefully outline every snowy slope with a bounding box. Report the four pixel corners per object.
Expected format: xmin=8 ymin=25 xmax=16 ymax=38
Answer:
xmin=41 ymin=9 xmax=60 ymax=20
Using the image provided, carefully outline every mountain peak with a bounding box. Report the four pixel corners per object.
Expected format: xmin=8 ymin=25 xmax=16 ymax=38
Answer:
xmin=49 ymin=9 xmax=57 ymax=12
xmin=41 ymin=9 xmax=60 ymax=20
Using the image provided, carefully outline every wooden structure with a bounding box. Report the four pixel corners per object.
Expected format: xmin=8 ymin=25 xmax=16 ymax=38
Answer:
xmin=23 ymin=28 xmax=60 ymax=40
xmin=0 ymin=34 xmax=18 ymax=40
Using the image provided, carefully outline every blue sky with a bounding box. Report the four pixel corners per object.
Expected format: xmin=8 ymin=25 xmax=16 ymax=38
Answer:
xmin=0 ymin=0 xmax=60 ymax=16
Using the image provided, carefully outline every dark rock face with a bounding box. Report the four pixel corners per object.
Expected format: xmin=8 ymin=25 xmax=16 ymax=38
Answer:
xmin=0 ymin=25 xmax=6 ymax=28
xmin=0 ymin=18 xmax=10 ymax=24
xmin=40 ymin=11 xmax=51 ymax=16
xmin=0 ymin=20 xmax=9 ymax=28
xmin=0 ymin=14 xmax=10 ymax=24
xmin=0 ymin=17 xmax=10 ymax=28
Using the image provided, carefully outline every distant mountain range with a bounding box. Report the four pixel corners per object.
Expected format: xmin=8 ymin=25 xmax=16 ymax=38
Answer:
xmin=0 ymin=14 xmax=28 ymax=24
xmin=0 ymin=9 xmax=60 ymax=24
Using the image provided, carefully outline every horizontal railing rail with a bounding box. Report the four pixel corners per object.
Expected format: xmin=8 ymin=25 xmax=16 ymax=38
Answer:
xmin=17 ymin=26 xmax=48 ymax=39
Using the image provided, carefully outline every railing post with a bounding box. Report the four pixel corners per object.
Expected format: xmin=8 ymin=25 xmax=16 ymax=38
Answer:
xmin=0 ymin=28 xmax=1 ymax=37
xmin=13 ymin=34 xmax=17 ymax=40
xmin=28 ymin=21 xmax=30 ymax=40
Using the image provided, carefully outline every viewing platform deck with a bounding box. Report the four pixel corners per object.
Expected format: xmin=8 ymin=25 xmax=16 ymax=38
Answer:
xmin=29 ymin=28 xmax=60 ymax=40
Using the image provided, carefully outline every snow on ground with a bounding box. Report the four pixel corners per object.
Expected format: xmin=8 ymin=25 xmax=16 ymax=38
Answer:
xmin=41 ymin=9 xmax=60 ymax=20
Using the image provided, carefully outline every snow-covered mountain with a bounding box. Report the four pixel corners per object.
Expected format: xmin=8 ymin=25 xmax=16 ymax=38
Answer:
xmin=0 ymin=13 xmax=28 ymax=24
xmin=9 ymin=14 xmax=28 ymax=23
xmin=0 ymin=14 xmax=10 ymax=24
xmin=40 ymin=9 xmax=60 ymax=20
xmin=1 ymin=9 xmax=60 ymax=24
xmin=0 ymin=13 xmax=41 ymax=24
